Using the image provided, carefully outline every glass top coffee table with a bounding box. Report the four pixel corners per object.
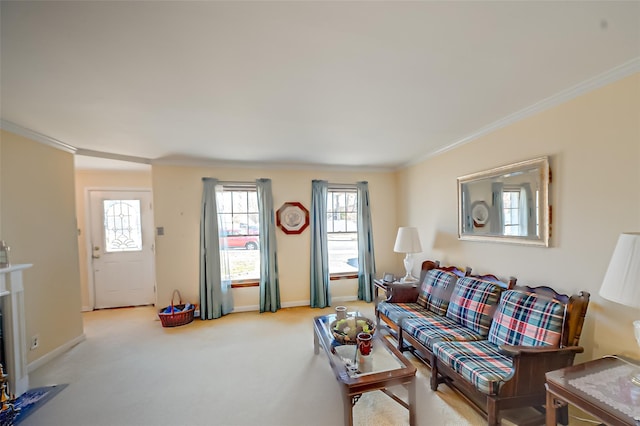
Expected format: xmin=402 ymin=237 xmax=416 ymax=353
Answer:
xmin=313 ymin=311 xmax=417 ymax=426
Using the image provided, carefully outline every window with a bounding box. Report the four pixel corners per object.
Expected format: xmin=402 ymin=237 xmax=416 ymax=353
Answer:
xmin=217 ymin=186 xmax=260 ymax=282
xmin=502 ymin=189 xmax=520 ymax=236
xmin=103 ymin=200 xmax=142 ymax=252
xmin=327 ymin=188 xmax=358 ymax=275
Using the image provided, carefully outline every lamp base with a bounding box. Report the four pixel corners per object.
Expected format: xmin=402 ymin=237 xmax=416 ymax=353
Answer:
xmin=400 ymin=253 xmax=418 ymax=284
xmin=400 ymin=274 xmax=418 ymax=284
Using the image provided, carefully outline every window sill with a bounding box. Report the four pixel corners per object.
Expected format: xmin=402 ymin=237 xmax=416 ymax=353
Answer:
xmin=230 ymin=275 xmax=357 ymax=287
xmin=330 ymin=273 xmax=358 ymax=281
xmin=230 ymin=281 xmax=259 ymax=288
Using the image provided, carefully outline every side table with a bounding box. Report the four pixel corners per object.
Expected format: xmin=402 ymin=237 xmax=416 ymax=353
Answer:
xmin=545 ymin=356 xmax=640 ymax=426
xmin=373 ymin=279 xmax=389 ymax=308
xmin=373 ymin=279 xmax=418 ymax=299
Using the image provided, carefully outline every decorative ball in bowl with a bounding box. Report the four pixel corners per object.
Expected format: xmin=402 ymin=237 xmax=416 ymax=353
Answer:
xmin=331 ymin=316 xmax=375 ymax=345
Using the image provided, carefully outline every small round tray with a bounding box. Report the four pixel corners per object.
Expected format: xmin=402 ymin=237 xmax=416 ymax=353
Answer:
xmin=331 ymin=316 xmax=375 ymax=345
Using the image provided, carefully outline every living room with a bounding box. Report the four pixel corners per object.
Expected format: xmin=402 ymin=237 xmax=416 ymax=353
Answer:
xmin=1 ymin=2 xmax=639 ymax=425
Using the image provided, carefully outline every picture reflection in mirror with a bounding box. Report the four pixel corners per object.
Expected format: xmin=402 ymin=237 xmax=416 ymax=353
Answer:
xmin=458 ymin=157 xmax=550 ymax=247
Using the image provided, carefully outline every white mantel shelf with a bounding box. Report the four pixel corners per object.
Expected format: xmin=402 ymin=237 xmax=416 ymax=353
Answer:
xmin=0 ymin=264 xmax=32 ymax=397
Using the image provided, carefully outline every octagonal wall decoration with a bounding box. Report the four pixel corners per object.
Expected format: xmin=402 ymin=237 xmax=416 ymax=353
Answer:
xmin=277 ymin=202 xmax=310 ymax=235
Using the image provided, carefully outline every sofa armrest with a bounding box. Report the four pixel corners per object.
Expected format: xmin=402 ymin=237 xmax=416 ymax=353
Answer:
xmin=386 ymin=283 xmax=420 ymax=303
xmin=498 ymin=345 xmax=584 ymax=357
xmin=494 ymin=345 xmax=584 ymax=396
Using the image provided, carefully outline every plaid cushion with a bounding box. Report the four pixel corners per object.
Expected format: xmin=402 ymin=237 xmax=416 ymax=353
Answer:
xmin=488 ymin=290 xmax=565 ymax=347
xmin=416 ymin=269 xmax=459 ymax=315
xmin=433 ymin=340 xmax=513 ymax=395
xmin=401 ymin=315 xmax=485 ymax=351
xmin=445 ymin=277 xmax=503 ymax=338
xmin=376 ymin=301 xmax=433 ymax=324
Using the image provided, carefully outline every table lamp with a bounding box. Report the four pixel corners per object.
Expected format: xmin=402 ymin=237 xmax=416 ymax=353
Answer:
xmin=599 ymin=232 xmax=640 ymax=385
xmin=393 ymin=227 xmax=422 ymax=283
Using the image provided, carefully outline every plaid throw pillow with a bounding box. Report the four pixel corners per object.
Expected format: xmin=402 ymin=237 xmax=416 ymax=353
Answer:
xmin=445 ymin=277 xmax=502 ymax=337
xmin=488 ymin=290 xmax=565 ymax=347
xmin=416 ymin=269 xmax=458 ymax=315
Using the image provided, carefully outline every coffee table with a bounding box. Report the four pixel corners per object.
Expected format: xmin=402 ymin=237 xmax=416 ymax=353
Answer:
xmin=313 ymin=312 xmax=417 ymax=426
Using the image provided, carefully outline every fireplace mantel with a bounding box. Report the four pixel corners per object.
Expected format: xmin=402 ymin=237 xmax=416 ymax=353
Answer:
xmin=0 ymin=264 xmax=32 ymax=397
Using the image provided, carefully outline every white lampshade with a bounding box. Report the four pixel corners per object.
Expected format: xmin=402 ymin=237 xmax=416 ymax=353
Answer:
xmin=599 ymin=232 xmax=640 ymax=309
xmin=394 ymin=227 xmax=422 ymax=254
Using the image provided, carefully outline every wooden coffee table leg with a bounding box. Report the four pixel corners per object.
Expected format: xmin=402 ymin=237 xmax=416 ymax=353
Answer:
xmin=342 ymin=388 xmax=353 ymax=426
xmin=408 ymin=377 xmax=416 ymax=426
xmin=546 ymin=388 xmax=558 ymax=426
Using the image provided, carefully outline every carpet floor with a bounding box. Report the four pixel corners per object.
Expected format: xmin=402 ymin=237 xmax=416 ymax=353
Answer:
xmin=19 ymin=301 xmax=555 ymax=425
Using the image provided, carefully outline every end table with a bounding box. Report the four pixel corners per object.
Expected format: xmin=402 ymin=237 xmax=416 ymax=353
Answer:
xmin=545 ymin=356 xmax=640 ymax=426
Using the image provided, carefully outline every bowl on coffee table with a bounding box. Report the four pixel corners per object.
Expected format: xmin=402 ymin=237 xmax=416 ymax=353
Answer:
xmin=331 ymin=316 xmax=375 ymax=345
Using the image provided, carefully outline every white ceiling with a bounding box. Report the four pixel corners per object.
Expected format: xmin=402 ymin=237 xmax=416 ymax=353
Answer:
xmin=1 ymin=1 xmax=639 ymax=171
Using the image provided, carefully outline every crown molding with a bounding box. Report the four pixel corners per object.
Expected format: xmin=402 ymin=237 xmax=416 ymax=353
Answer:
xmin=75 ymin=148 xmax=151 ymax=165
xmin=0 ymin=119 xmax=78 ymax=154
xmin=404 ymin=57 xmax=640 ymax=168
xmin=151 ymin=155 xmax=395 ymax=173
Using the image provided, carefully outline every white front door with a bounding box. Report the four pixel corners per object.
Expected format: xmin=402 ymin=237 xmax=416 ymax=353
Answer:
xmin=89 ymin=190 xmax=156 ymax=309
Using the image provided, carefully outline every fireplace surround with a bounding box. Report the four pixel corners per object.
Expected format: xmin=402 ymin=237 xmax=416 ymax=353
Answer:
xmin=0 ymin=264 xmax=31 ymax=397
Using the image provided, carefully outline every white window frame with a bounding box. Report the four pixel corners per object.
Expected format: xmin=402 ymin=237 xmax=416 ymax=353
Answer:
xmin=217 ymin=183 xmax=261 ymax=285
xmin=327 ymin=186 xmax=358 ymax=277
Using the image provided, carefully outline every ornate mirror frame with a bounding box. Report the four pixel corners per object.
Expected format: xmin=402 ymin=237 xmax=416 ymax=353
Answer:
xmin=457 ymin=156 xmax=551 ymax=247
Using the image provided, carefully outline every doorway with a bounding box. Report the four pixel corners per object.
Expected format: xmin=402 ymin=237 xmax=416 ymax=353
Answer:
xmin=88 ymin=190 xmax=156 ymax=309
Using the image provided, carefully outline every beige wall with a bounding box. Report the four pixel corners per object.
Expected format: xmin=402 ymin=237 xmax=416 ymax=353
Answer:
xmin=74 ymin=169 xmax=153 ymax=310
xmin=397 ymin=73 xmax=640 ymax=361
xmin=0 ymin=130 xmax=84 ymax=364
xmin=152 ymin=165 xmax=398 ymax=310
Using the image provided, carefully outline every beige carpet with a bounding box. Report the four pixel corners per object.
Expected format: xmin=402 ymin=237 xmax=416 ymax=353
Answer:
xmin=23 ymin=301 xmax=528 ymax=426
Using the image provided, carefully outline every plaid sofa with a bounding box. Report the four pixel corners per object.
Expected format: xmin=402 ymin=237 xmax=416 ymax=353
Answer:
xmin=429 ymin=287 xmax=590 ymax=426
xmin=376 ymin=262 xmax=590 ymax=426
xmin=376 ymin=266 xmax=512 ymax=363
xmin=397 ymin=274 xmax=508 ymax=361
xmin=431 ymin=289 xmax=565 ymax=395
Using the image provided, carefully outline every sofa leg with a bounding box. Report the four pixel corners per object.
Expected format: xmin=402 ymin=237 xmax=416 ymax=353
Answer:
xmin=487 ymin=397 xmax=498 ymax=426
xmin=396 ymin=325 xmax=405 ymax=352
xmin=430 ymin=370 xmax=439 ymax=391
xmin=430 ymin=355 xmax=439 ymax=390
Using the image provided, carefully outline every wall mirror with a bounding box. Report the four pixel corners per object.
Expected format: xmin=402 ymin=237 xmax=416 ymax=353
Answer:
xmin=458 ymin=156 xmax=550 ymax=247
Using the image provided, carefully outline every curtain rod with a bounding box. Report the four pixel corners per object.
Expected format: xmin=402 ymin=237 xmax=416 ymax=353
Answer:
xmin=328 ymin=183 xmax=360 ymax=189
xmin=202 ymin=178 xmax=258 ymax=188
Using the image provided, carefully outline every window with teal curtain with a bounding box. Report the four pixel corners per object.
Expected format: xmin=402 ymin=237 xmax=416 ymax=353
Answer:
xmin=310 ymin=180 xmax=330 ymax=308
xmin=256 ymin=178 xmax=280 ymax=313
xmin=356 ymin=181 xmax=376 ymax=302
xmin=200 ymin=178 xmax=234 ymax=319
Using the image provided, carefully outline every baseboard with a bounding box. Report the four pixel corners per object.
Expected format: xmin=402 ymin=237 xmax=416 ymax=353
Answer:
xmin=81 ymin=305 xmax=93 ymax=312
xmin=231 ymin=305 xmax=260 ymax=312
xmin=281 ymin=300 xmax=309 ymax=308
xmin=27 ymin=333 xmax=86 ymax=374
xmin=331 ymin=296 xmax=359 ymax=303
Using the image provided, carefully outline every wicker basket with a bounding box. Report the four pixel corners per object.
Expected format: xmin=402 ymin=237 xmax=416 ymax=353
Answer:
xmin=158 ymin=290 xmax=195 ymax=327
